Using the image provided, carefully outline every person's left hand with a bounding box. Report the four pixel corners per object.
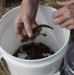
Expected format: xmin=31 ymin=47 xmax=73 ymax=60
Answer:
xmin=52 ymin=0 xmax=74 ymax=30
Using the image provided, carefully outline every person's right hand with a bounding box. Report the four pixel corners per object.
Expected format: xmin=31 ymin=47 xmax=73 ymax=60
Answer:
xmin=15 ymin=0 xmax=39 ymax=40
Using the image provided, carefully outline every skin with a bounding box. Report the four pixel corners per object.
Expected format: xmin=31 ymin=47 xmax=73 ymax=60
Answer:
xmin=15 ymin=0 xmax=39 ymax=40
xmin=52 ymin=0 xmax=74 ymax=30
xmin=15 ymin=0 xmax=74 ymax=40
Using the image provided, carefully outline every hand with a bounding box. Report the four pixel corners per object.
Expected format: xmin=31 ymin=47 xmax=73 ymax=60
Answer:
xmin=52 ymin=0 xmax=74 ymax=30
xmin=15 ymin=0 xmax=39 ymax=40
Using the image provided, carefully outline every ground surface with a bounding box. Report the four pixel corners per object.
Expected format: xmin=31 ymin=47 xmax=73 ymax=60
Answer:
xmin=0 ymin=0 xmax=74 ymax=75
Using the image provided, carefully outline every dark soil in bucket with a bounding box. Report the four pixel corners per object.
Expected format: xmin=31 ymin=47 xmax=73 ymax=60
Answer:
xmin=13 ymin=42 xmax=54 ymax=60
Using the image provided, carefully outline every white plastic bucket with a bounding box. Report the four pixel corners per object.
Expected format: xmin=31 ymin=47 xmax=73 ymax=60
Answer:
xmin=0 ymin=5 xmax=70 ymax=75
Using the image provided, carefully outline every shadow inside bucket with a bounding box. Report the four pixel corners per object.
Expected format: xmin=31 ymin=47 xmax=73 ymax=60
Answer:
xmin=13 ymin=42 xmax=54 ymax=60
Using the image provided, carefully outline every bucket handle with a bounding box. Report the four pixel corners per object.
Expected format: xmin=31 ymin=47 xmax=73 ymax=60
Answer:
xmin=53 ymin=71 xmax=61 ymax=75
xmin=53 ymin=65 xmax=64 ymax=75
xmin=0 ymin=52 xmax=11 ymax=75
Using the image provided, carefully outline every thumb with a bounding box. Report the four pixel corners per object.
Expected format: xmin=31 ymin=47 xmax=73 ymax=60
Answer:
xmin=24 ymin=20 xmax=33 ymax=37
xmin=57 ymin=1 xmax=74 ymax=6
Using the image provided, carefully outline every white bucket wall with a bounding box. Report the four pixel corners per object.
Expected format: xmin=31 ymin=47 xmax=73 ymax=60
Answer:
xmin=0 ymin=5 xmax=70 ymax=75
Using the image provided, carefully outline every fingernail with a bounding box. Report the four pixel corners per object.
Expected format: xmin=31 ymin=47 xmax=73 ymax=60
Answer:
xmin=28 ymin=32 xmax=33 ymax=37
xmin=19 ymin=35 xmax=23 ymax=40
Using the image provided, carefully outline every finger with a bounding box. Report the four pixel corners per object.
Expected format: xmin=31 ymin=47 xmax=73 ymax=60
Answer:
xmin=60 ymin=18 xmax=74 ymax=28
xmin=32 ymin=21 xmax=38 ymax=28
xmin=53 ymin=10 xmax=72 ymax=25
xmin=23 ymin=29 xmax=26 ymax=35
xmin=15 ymin=23 xmax=24 ymax=40
xmin=24 ymin=19 xmax=33 ymax=37
xmin=57 ymin=0 xmax=74 ymax=6
xmin=66 ymin=24 xmax=74 ymax=30
xmin=52 ymin=6 xmax=68 ymax=19
xmin=53 ymin=15 xmax=66 ymax=25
